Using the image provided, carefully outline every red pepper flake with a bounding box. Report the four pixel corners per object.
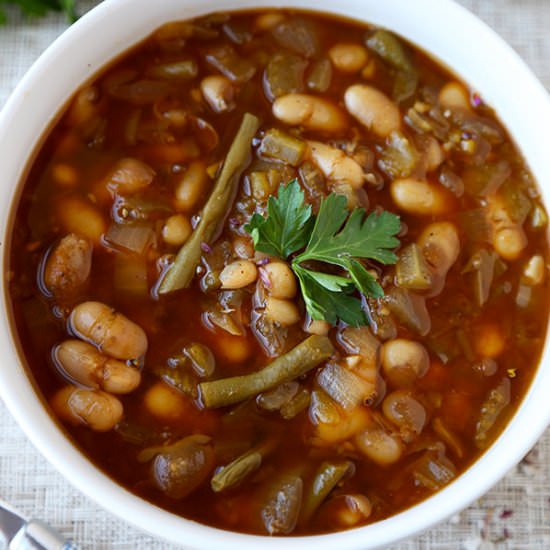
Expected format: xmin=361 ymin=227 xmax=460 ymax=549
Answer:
xmin=500 ymin=509 xmax=513 ymax=519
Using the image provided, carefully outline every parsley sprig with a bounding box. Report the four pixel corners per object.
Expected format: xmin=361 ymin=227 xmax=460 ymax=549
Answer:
xmin=0 ymin=0 xmax=77 ymax=25
xmin=245 ymin=180 xmax=401 ymax=327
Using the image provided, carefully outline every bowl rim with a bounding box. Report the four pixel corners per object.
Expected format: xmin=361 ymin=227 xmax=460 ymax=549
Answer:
xmin=1 ymin=0 xmax=550 ymax=548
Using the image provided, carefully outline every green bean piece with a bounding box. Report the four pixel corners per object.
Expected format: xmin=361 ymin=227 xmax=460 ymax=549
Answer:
xmin=211 ymin=451 xmax=262 ymax=492
xmin=158 ymin=113 xmax=260 ymax=293
xmin=258 ymin=128 xmax=307 ymax=167
xmin=396 ymin=243 xmax=433 ymax=290
xmin=199 ymin=335 xmax=334 ymax=408
xmin=280 ymin=388 xmax=311 ymax=420
xmin=300 ymin=460 xmax=355 ymax=524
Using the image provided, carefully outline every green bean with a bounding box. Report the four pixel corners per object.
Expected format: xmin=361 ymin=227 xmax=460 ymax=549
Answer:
xmin=158 ymin=113 xmax=260 ymax=293
xmin=300 ymin=460 xmax=355 ymax=524
xmin=199 ymin=335 xmax=334 ymax=408
xmin=211 ymin=439 xmax=277 ymax=492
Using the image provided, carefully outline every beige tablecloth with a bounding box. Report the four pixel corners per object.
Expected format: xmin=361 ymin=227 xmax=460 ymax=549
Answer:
xmin=1 ymin=1 xmax=550 ymax=548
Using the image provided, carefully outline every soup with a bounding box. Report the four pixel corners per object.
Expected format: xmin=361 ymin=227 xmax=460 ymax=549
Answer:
xmin=6 ymin=9 xmax=549 ymax=536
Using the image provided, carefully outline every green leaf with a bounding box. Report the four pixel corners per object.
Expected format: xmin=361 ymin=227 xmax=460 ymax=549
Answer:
xmin=245 ymin=179 xmax=313 ymax=258
xmin=294 ymin=265 xmax=367 ymax=327
xmin=344 ymin=258 xmax=384 ymax=299
xmin=297 ymin=202 xmax=401 ymax=267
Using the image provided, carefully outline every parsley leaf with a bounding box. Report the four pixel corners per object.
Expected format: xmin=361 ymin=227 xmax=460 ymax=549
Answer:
xmin=245 ymin=179 xmax=313 ymax=258
xmin=293 ymin=265 xmax=367 ymax=327
xmin=295 ymin=194 xmax=401 ymax=267
xmin=0 ymin=0 xmax=77 ymax=24
xmin=245 ymin=180 xmax=401 ymax=327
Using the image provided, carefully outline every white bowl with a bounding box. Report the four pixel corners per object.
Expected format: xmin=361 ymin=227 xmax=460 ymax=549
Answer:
xmin=1 ymin=0 xmax=549 ymax=548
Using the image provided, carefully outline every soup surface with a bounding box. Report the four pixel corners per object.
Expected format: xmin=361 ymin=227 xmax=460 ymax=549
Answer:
xmin=6 ymin=9 xmax=550 ymax=536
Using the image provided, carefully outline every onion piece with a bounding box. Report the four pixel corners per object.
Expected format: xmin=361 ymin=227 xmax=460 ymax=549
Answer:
xmin=261 ymin=474 xmax=303 ymax=535
xmin=104 ymin=223 xmax=154 ymax=255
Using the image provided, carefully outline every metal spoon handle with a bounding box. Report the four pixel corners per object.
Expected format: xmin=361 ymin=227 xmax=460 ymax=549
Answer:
xmin=15 ymin=519 xmax=77 ymax=550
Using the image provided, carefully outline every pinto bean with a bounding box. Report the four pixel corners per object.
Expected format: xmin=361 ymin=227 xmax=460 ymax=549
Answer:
xmin=272 ymin=93 xmax=347 ymax=133
xmin=51 ymin=386 xmax=123 ymax=431
xmin=69 ymin=301 xmax=148 ymax=360
xmin=54 ymin=339 xmax=141 ymax=394
xmin=344 ymin=84 xmax=400 ymax=137
xmin=308 ymin=141 xmax=365 ymax=189
xmin=175 ymin=159 xmax=209 ymax=212
xmin=43 ymin=233 xmax=92 ymax=297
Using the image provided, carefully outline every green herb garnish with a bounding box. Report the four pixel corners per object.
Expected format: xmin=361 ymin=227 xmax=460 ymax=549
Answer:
xmin=245 ymin=179 xmax=401 ymax=327
xmin=0 ymin=0 xmax=77 ymax=25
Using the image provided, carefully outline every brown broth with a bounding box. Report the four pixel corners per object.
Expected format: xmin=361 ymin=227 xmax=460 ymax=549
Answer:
xmin=5 ymin=8 xmax=550 ymax=536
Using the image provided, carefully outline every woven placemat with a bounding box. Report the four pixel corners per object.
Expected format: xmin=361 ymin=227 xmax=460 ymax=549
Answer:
xmin=1 ymin=1 xmax=549 ymax=548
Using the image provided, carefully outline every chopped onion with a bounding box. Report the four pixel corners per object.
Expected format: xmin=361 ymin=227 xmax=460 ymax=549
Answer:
xmin=104 ymin=223 xmax=154 ymax=255
xmin=317 ymin=363 xmax=375 ymax=411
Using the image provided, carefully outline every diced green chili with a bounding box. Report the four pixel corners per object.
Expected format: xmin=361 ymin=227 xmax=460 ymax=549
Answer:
xmin=395 ymin=243 xmax=432 ymax=290
xmin=462 ymin=248 xmax=496 ymax=306
xmin=300 ymin=461 xmax=355 ymax=524
xmin=264 ymin=53 xmax=307 ymax=100
xmin=205 ymin=45 xmax=256 ymax=82
xmin=158 ymin=113 xmax=260 ymax=293
xmin=199 ymin=335 xmax=334 ymax=408
xmin=184 ymin=342 xmax=216 ymax=378
xmin=258 ymin=128 xmax=307 ymax=167
xmin=307 ymin=59 xmax=332 ymax=93
xmin=366 ymin=29 xmax=418 ymax=102
xmin=475 ymin=378 xmax=511 ymax=449
xmin=378 ymin=131 xmax=418 ymax=178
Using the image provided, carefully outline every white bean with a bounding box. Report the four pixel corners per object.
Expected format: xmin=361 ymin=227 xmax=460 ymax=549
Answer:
xmin=381 ymin=339 xmax=429 ymax=387
xmin=391 ymin=178 xmax=452 ymax=216
xmin=382 ymin=390 xmax=426 ymax=440
xmin=344 ymin=84 xmax=401 ymax=137
xmin=57 ymin=195 xmax=107 ymax=244
xmin=54 ymin=339 xmax=141 ymax=394
xmin=69 ymin=301 xmax=148 ymax=360
xmin=417 ymin=222 xmax=460 ymax=276
xmin=175 ymin=160 xmax=208 ymax=212
xmin=308 ymin=141 xmax=365 ymax=189
xmin=106 ymin=158 xmax=155 ymax=195
xmin=219 ymin=260 xmax=258 ymax=289
xmin=305 ymin=318 xmax=331 ymax=336
xmin=264 ymin=297 xmax=300 ymax=326
xmin=439 ymin=82 xmax=471 ymax=111
xmin=272 ymin=94 xmax=347 ymax=133
xmin=328 ymin=43 xmax=368 ymax=73
xmin=260 ymin=262 xmax=297 ymax=299
xmin=487 ymin=195 xmax=527 ymax=261
xmin=355 ymin=427 xmax=402 ymax=465
xmin=162 ymin=214 xmax=192 ymax=246
xmin=200 ymin=75 xmax=235 ymax=113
